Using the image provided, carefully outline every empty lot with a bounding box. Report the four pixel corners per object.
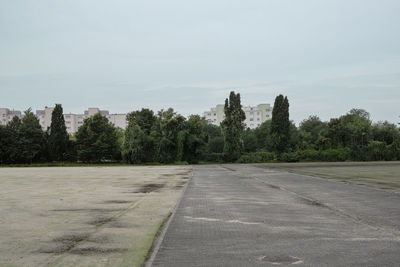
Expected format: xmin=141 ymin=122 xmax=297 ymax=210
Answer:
xmin=152 ymin=164 xmax=400 ymax=266
xmin=0 ymin=166 xmax=191 ymax=267
xmin=255 ymin=161 xmax=400 ymax=192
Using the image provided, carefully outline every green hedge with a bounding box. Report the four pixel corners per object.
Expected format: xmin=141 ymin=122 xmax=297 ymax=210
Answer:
xmin=236 ymin=152 xmax=275 ymax=163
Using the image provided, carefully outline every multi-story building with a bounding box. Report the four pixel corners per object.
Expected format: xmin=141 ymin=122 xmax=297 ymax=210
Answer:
xmin=1 ymin=107 xmax=127 ymax=134
xmin=0 ymin=108 xmax=23 ymax=126
xmin=203 ymin=103 xmax=272 ymax=129
xmin=36 ymin=107 xmax=54 ymax=131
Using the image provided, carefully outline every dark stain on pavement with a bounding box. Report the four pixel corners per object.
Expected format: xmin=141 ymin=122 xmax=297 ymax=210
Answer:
xmin=69 ymin=247 xmax=128 ymax=255
xmin=259 ymin=255 xmax=302 ymax=264
xmin=136 ymin=183 xmax=165 ymax=193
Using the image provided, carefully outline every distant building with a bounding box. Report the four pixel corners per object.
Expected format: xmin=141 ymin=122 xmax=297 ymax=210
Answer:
xmin=0 ymin=108 xmax=23 ymax=126
xmin=203 ymin=103 xmax=272 ymax=129
xmin=1 ymin=107 xmax=127 ymax=134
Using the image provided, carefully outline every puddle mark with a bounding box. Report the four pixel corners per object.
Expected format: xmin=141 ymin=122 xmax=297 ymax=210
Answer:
xmin=135 ymin=183 xmax=165 ymax=193
xmin=258 ymin=255 xmax=303 ymax=265
xmin=69 ymin=247 xmax=128 ymax=255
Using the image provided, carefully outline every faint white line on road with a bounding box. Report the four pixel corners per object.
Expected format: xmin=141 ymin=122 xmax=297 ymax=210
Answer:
xmin=184 ymin=216 xmax=260 ymax=225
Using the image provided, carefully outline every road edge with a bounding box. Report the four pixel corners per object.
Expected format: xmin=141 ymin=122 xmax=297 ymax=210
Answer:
xmin=143 ymin=168 xmax=194 ymax=267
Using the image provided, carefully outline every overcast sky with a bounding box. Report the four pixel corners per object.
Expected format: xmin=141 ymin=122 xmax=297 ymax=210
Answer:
xmin=1 ymin=0 xmax=399 ymax=124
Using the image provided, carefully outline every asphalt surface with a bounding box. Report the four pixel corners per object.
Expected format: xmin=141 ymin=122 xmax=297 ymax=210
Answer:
xmin=151 ymin=164 xmax=400 ymax=267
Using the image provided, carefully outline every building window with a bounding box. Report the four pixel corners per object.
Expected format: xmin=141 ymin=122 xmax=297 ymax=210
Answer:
xmin=250 ymin=118 xmax=253 ymax=121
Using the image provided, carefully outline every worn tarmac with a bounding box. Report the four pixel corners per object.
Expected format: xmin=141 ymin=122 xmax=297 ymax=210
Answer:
xmin=151 ymin=164 xmax=400 ymax=267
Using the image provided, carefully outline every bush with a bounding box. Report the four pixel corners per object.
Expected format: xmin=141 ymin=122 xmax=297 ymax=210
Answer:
xmin=319 ymin=148 xmax=350 ymax=161
xmin=236 ymin=152 xmax=275 ymax=163
xmin=296 ymin=149 xmax=320 ymax=161
xmin=349 ymin=142 xmax=394 ymax=161
xmin=280 ymin=152 xmax=299 ymax=162
xmin=173 ymin=161 xmax=189 ymax=165
xmin=201 ymin=153 xmax=225 ymax=163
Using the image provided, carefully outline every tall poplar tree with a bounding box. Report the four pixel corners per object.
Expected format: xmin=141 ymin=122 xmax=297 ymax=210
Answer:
xmin=49 ymin=104 xmax=69 ymax=161
xmin=221 ymin=91 xmax=246 ymax=161
xmin=270 ymin=95 xmax=290 ymax=155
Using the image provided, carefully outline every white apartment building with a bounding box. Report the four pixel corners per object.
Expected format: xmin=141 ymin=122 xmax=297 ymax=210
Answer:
xmin=1 ymin=107 xmax=127 ymax=134
xmin=36 ymin=107 xmax=127 ymax=134
xmin=203 ymin=103 xmax=272 ymax=129
xmin=0 ymin=108 xmax=23 ymax=126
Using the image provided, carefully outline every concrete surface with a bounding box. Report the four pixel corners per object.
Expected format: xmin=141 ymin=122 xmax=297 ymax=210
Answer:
xmin=255 ymin=161 xmax=400 ymax=192
xmin=151 ymin=164 xmax=400 ymax=266
xmin=0 ymin=166 xmax=191 ymax=267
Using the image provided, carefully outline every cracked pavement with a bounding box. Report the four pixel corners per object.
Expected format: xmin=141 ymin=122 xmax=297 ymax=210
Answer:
xmin=151 ymin=164 xmax=400 ymax=266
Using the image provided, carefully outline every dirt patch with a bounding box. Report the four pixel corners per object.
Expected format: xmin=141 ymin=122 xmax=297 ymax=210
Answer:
xmin=176 ymin=171 xmax=192 ymax=176
xmin=51 ymin=208 xmax=121 ymax=212
xmin=103 ymin=200 xmax=131 ymax=204
xmin=38 ymin=233 xmax=91 ymax=254
xmin=221 ymin=166 xmax=237 ymax=171
xmin=136 ymin=183 xmax=165 ymax=193
xmin=299 ymin=197 xmax=324 ymax=207
xmin=89 ymin=217 xmax=115 ymax=227
xmin=174 ymin=180 xmax=187 ymax=189
xmin=266 ymin=184 xmax=281 ymax=189
xmin=69 ymin=247 xmax=128 ymax=255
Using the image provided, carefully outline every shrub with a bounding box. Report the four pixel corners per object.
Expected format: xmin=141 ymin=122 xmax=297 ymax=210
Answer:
xmin=297 ymin=149 xmax=320 ymax=161
xmin=236 ymin=152 xmax=275 ymax=163
xmin=202 ymin=153 xmax=225 ymax=163
xmin=320 ymin=148 xmax=350 ymax=161
xmin=280 ymin=152 xmax=299 ymax=162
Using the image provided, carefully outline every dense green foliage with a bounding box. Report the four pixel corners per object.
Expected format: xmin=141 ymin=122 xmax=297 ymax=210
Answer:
xmin=270 ymin=95 xmax=290 ymax=155
xmin=123 ymin=108 xmax=208 ymax=164
xmin=48 ymin=104 xmax=70 ymax=161
xmin=221 ymin=91 xmax=246 ymax=162
xmin=1 ymin=95 xmax=400 ymax=165
xmin=75 ymin=113 xmax=121 ymax=163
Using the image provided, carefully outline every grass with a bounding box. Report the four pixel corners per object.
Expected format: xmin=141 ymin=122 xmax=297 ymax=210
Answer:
xmin=0 ymin=161 xmax=190 ymax=168
xmin=255 ymin=161 xmax=400 ymax=192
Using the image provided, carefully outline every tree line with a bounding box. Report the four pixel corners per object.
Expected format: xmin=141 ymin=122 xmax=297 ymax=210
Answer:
xmin=1 ymin=92 xmax=399 ymax=165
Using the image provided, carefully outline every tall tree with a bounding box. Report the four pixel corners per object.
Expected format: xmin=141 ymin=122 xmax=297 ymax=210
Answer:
xmin=155 ymin=109 xmax=186 ymax=163
xmin=20 ymin=109 xmax=45 ymax=163
xmin=123 ymin=108 xmax=157 ymax=163
xmin=76 ymin=113 xmax=120 ymax=163
xmin=270 ymin=95 xmax=290 ymax=155
xmin=182 ymin=115 xmax=208 ymax=163
xmin=221 ymin=91 xmax=246 ymax=161
xmin=48 ymin=104 xmax=69 ymax=161
xmin=0 ymin=117 xmax=24 ymax=164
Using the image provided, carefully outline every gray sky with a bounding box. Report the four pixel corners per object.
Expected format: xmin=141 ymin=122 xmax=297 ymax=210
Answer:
xmin=1 ymin=0 xmax=399 ymax=124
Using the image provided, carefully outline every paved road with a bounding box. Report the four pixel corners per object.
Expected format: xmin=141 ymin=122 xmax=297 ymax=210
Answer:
xmin=151 ymin=164 xmax=400 ymax=266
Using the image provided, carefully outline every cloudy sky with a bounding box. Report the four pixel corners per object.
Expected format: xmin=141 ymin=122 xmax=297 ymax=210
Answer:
xmin=1 ymin=0 xmax=399 ymax=124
